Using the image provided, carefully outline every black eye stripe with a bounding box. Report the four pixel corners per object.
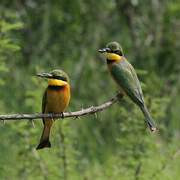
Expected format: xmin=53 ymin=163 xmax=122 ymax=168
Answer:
xmin=59 ymin=76 xmax=67 ymax=81
xmin=106 ymin=49 xmax=119 ymax=53
xmin=112 ymin=50 xmax=123 ymax=56
xmin=112 ymin=50 xmax=119 ymax=53
xmin=51 ymin=76 xmax=67 ymax=81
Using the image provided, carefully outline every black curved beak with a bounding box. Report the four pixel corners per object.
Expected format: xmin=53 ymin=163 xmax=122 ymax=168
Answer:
xmin=36 ymin=72 xmax=53 ymax=79
xmin=98 ymin=48 xmax=107 ymax=53
xmin=98 ymin=47 xmax=111 ymax=53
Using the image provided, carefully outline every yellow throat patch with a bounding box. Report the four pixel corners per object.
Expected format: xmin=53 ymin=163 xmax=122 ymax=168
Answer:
xmin=106 ymin=52 xmax=122 ymax=61
xmin=48 ymin=79 xmax=68 ymax=86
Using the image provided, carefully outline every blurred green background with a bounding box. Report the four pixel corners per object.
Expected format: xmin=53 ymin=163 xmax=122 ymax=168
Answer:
xmin=0 ymin=0 xmax=179 ymax=179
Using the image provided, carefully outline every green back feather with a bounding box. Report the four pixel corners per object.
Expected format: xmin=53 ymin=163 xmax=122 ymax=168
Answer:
xmin=110 ymin=59 xmax=144 ymax=106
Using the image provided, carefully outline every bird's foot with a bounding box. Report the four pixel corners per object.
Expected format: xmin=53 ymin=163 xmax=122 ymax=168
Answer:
xmin=50 ymin=113 xmax=55 ymax=122
xmin=116 ymin=91 xmax=124 ymax=100
xmin=60 ymin=112 xmax=64 ymax=118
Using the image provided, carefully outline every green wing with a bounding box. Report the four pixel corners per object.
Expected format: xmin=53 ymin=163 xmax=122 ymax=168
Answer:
xmin=42 ymin=89 xmax=47 ymax=124
xmin=42 ymin=89 xmax=47 ymax=113
xmin=111 ymin=60 xmax=144 ymax=106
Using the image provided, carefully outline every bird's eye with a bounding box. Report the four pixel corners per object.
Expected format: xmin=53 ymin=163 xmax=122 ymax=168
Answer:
xmin=52 ymin=75 xmax=67 ymax=81
xmin=59 ymin=76 xmax=67 ymax=81
xmin=113 ymin=50 xmax=123 ymax=55
xmin=113 ymin=50 xmax=119 ymax=54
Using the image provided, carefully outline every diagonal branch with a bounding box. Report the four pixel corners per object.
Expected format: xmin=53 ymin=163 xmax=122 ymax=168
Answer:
xmin=0 ymin=94 xmax=122 ymax=121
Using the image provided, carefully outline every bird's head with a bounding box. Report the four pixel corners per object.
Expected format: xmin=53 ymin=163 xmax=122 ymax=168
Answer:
xmin=37 ymin=69 xmax=70 ymax=86
xmin=98 ymin=42 xmax=124 ymax=61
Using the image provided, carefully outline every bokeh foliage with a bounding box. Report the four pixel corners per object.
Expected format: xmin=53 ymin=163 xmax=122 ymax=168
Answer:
xmin=0 ymin=0 xmax=179 ymax=179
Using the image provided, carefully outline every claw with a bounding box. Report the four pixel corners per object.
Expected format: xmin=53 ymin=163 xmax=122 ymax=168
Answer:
xmin=61 ymin=112 xmax=64 ymax=118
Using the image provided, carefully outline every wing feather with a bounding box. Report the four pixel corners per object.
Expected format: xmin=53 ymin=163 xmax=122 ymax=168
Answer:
xmin=42 ymin=89 xmax=47 ymax=125
xmin=110 ymin=60 xmax=144 ymax=105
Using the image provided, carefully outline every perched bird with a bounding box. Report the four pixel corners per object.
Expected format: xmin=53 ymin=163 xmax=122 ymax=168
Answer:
xmin=98 ymin=42 xmax=156 ymax=131
xmin=36 ymin=69 xmax=71 ymax=149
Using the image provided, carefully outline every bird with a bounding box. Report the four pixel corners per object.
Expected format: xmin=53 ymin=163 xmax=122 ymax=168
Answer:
xmin=36 ymin=69 xmax=71 ymax=150
xmin=98 ymin=41 xmax=157 ymax=131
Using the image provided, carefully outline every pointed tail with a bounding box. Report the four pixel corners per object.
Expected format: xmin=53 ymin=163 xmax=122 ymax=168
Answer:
xmin=140 ymin=105 xmax=157 ymax=132
xmin=36 ymin=120 xmax=52 ymax=150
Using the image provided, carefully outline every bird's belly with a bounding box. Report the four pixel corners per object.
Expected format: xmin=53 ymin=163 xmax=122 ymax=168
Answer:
xmin=108 ymin=65 xmax=125 ymax=94
xmin=114 ymin=79 xmax=126 ymax=95
xmin=45 ymin=86 xmax=70 ymax=113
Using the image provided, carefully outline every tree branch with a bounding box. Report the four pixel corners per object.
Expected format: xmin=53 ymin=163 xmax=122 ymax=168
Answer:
xmin=0 ymin=94 xmax=122 ymax=121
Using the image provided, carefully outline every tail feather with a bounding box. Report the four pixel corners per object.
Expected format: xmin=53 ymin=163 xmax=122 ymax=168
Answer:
xmin=36 ymin=122 xmax=52 ymax=150
xmin=140 ymin=105 xmax=157 ymax=131
xmin=36 ymin=139 xmax=51 ymax=150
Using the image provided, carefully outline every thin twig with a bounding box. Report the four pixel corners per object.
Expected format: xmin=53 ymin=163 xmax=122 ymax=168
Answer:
xmin=0 ymin=94 xmax=120 ymax=121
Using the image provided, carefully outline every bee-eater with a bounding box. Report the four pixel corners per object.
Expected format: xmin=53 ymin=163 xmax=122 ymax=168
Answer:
xmin=98 ymin=42 xmax=156 ymax=131
xmin=36 ymin=69 xmax=71 ymax=150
